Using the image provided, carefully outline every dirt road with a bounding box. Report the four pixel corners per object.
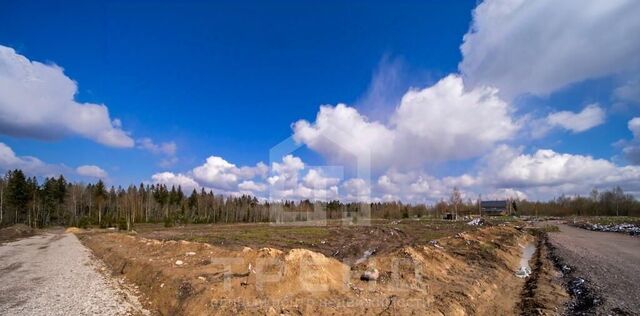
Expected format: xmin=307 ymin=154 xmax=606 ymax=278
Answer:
xmin=548 ymin=223 xmax=640 ymax=314
xmin=0 ymin=229 xmax=145 ymax=316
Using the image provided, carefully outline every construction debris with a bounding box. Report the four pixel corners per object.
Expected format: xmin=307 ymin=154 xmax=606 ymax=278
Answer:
xmin=467 ymin=218 xmax=486 ymax=226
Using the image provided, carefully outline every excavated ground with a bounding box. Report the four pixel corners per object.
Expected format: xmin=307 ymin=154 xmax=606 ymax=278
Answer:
xmin=75 ymin=220 xmax=569 ymax=315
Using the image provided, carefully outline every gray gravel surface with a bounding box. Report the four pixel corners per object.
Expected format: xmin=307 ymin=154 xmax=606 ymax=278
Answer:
xmin=549 ymin=223 xmax=640 ymax=315
xmin=0 ymin=229 xmax=146 ymax=316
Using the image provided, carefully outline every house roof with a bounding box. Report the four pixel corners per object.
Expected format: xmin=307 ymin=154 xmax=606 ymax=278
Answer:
xmin=481 ymin=200 xmax=508 ymax=208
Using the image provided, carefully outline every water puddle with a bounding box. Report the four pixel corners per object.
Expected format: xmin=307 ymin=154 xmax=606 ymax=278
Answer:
xmin=516 ymin=243 xmax=536 ymax=278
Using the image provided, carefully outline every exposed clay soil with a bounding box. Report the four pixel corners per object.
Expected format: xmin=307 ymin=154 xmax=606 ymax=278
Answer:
xmin=76 ymin=222 xmax=568 ymax=315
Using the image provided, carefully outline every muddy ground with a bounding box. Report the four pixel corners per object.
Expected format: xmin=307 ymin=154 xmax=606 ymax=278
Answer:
xmin=75 ymin=219 xmax=568 ymax=315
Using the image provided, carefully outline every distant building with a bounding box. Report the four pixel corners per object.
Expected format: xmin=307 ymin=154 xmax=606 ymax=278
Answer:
xmin=443 ymin=212 xmax=457 ymax=220
xmin=480 ymin=200 xmax=516 ymax=216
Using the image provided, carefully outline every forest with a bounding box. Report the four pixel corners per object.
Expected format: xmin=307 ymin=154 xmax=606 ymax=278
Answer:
xmin=0 ymin=168 xmax=638 ymax=229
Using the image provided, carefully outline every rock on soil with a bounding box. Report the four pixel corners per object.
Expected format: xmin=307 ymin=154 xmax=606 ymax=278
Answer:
xmin=360 ymin=268 xmax=379 ymax=281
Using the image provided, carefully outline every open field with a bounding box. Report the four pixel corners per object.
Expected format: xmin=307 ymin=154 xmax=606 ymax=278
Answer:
xmin=70 ymin=218 xmax=570 ymax=315
xmin=132 ymin=219 xmax=477 ymax=265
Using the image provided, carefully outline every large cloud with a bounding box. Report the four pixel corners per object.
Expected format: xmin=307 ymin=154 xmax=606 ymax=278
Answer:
xmin=293 ymin=75 xmax=518 ymax=169
xmin=479 ymin=145 xmax=640 ymax=197
xmin=621 ymin=117 xmax=640 ymax=164
xmin=0 ymin=45 xmax=133 ymax=147
xmin=460 ymin=0 xmax=640 ymax=99
xmin=192 ymin=156 xmax=268 ymax=190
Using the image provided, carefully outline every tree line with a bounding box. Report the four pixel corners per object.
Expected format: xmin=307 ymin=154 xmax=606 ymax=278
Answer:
xmin=0 ymin=169 xmax=638 ymax=229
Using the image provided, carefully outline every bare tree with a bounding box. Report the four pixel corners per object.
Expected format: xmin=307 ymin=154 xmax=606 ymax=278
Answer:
xmin=449 ymin=187 xmax=462 ymax=219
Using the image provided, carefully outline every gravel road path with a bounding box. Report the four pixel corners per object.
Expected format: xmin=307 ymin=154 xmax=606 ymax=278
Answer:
xmin=0 ymin=229 xmax=146 ymax=316
xmin=548 ymin=223 xmax=640 ymax=315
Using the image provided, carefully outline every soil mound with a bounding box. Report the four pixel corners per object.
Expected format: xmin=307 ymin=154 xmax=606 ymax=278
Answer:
xmin=0 ymin=224 xmax=34 ymax=243
xmin=65 ymin=227 xmax=85 ymax=234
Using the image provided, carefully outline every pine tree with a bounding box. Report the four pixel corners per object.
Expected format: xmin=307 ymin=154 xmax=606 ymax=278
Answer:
xmin=94 ymin=180 xmax=107 ymax=226
xmin=6 ymin=170 xmax=29 ymax=224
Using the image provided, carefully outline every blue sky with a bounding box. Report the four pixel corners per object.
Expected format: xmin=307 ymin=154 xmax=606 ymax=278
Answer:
xmin=1 ymin=0 xmax=639 ymax=202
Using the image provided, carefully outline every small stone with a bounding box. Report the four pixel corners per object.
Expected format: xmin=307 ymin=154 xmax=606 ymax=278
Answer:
xmin=360 ymin=268 xmax=380 ymax=281
xmin=175 ymin=260 xmax=184 ymax=266
xmin=186 ymin=251 xmax=196 ymax=256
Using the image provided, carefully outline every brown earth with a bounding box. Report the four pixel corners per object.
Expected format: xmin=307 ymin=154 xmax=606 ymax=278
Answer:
xmin=76 ymin=221 xmax=568 ymax=315
xmin=0 ymin=224 xmax=36 ymax=244
xmin=132 ymin=219 xmax=475 ymax=265
xmin=518 ymin=231 xmax=569 ymax=315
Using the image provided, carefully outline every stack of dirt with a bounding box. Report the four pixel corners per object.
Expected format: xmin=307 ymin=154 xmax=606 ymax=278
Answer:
xmin=65 ymin=227 xmax=85 ymax=234
xmin=79 ymin=225 xmax=566 ymax=315
xmin=0 ymin=224 xmax=34 ymax=243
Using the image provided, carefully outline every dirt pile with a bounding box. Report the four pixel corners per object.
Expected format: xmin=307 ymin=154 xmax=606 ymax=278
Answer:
xmin=80 ymin=234 xmax=351 ymax=315
xmin=0 ymin=224 xmax=35 ymax=243
xmin=80 ymin=224 xmax=567 ymax=315
xmin=65 ymin=227 xmax=85 ymax=234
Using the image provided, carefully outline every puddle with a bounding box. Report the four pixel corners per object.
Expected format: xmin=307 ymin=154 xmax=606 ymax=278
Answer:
xmin=516 ymin=243 xmax=536 ymax=278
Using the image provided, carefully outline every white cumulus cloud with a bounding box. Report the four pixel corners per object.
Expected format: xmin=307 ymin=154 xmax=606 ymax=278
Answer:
xmin=0 ymin=142 xmax=66 ymax=177
xmin=151 ymin=172 xmax=200 ymax=193
xmin=193 ymin=156 xmax=267 ymax=190
xmin=460 ymin=0 xmax=640 ymax=99
xmin=538 ymin=104 xmax=606 ymax=135
xmin=0 ymin=45 xmax=134 ymax=147
xmin=479 ymin=145 xmax=640 ymax=197
xmin=76 ymin=165 xmax=107 ymax=179
xmin=293 ymin=75 xmax=517 ymax=169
